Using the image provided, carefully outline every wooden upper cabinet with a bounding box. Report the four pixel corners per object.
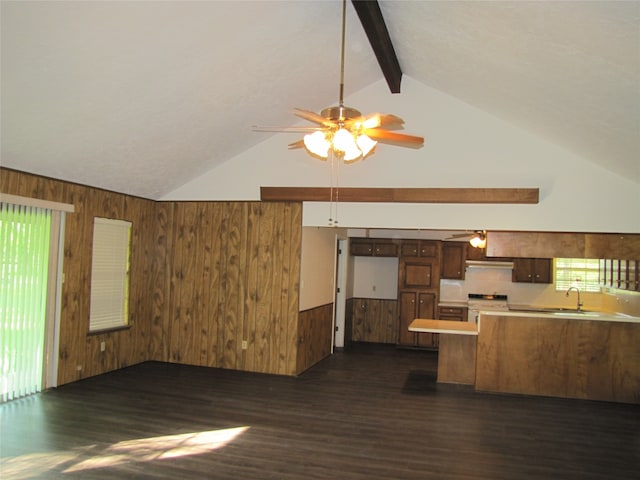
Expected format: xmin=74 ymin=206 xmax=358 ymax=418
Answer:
xmin=487 ymin=231 xmax=640 ymax=260
xmin=441 ymin=242 xmax=466 ymax=280
xmin=400 ymin=260 xmax=436 ymax=289
xmin=350 ymin=239 xmax=374 ymax=256
xmin=374 ymin=242 xmax=398 ymax=257
xmin=584 ymin=234 xmax=640 ymax=259
xmin=400 ymin=240 xmax=439 ymax=258
xmin=466 ymin=244 xmax=486 ymax=261
xmin=350 ymin=238 xmax=398 ymax=257
xmin=512 ymin=258 xmax=552 ymax=283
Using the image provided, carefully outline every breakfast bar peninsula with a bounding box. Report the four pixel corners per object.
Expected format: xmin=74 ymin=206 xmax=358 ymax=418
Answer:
xmin=410 ymin=310 xmax=640 ymax=404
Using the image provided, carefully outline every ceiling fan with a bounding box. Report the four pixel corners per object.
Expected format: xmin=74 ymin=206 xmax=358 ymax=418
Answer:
xmin=447 ymin=230 xmax=487 ymax=248
xmin=253 ymin=0 xmax=424 ymax=163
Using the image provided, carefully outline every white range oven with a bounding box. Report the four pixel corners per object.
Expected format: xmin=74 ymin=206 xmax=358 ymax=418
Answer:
xmin=467 ymin=293 xmax=509 ymax=323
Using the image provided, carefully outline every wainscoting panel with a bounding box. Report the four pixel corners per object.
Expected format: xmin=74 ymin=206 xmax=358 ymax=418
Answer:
xmin=351 ymin=298 xmax=398 ymax=344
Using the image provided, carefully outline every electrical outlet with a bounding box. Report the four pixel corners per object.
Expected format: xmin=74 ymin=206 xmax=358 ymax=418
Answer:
xmin=100 ymin=341 xmax=106 ymax=352
xmin=242 ymin=340 xmax=248 ymax=350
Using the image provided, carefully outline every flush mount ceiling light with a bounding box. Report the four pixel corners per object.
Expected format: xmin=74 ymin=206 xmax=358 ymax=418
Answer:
xmin=254 ymin=0 xmax=423 ymax=163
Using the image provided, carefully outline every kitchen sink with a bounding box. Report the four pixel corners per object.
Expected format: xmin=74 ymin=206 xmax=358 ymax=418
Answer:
xmin=509 ymin=307 xmax=595 ymax=314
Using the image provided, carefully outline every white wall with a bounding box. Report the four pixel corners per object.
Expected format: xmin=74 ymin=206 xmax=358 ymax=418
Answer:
xmin=352 ymin=256 xmax=398 ymax=299
xmin=299 ymin=227 xmax=337 ymax=311
xmin=163 ymin=76 xmax=639 ymax=233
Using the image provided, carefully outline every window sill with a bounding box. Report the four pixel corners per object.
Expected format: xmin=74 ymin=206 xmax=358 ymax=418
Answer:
xmin=87 ymin=325 xmax=131 ymax=336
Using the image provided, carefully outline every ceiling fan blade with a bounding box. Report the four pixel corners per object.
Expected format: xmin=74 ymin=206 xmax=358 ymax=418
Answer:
xmin=364 ymin=128 xmax=424 ymax=148
xmin=252 ymin=125 xmax=322 ymax=133
xmin=345 ymin=113 xmax=405 ymax=130
xmin=288 ymin=139 xmax=306 ymax=149
xmin=293 ymin=108 xmax=335 ymax=127
xmin=448 ymin=233 xmax=473 ymax=239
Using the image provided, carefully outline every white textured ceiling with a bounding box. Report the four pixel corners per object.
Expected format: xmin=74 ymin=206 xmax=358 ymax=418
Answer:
xmin=2 ymin=1 xmax=639 ymax=199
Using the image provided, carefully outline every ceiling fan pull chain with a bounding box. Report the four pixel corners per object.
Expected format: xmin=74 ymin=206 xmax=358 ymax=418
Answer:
xmin=328 ymin=150 xmax=335 ymax=226
xmin=327 ymin=150 xmax=342 ymax=227
xmin=334 ymin=153 xmax=341 ymax=226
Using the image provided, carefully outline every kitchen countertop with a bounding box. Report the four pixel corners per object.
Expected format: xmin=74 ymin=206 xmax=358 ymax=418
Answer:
xmin=478 ymin=308 xmax=640 ymax=323
xmin=438 ymin=300 xmax=468 ymax=308
xmin=409 ymin=319 xmax=478 ymax=335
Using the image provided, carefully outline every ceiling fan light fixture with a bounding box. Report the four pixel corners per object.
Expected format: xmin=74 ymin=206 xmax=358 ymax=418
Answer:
xmin=356 ymin=134 xmax=377 ymax=158
xmin=469 ymin=231 xmax=487 ymax=249
xmin=303 ymin=131 xmax=331 ymax=158
xmin=333 ymin=128 xmax=362 ymax=161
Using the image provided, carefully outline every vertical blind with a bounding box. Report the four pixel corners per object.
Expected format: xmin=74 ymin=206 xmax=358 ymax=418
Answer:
xmin=0 ymin=202 xmax=51 ymax=402
xmin=89 ymin=218 xmax=131 ymax=332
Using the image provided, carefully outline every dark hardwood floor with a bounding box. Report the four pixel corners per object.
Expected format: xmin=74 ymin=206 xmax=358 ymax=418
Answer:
xmin=1 ymin=343 xmax=639 ymax=479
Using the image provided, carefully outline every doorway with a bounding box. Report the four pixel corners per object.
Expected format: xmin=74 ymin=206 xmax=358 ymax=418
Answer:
xmin=1 ymin=198 xmax=69 ymax=402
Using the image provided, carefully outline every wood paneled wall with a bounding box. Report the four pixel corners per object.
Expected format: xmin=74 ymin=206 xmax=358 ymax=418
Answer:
xmin=154 ymin=201 xmax=303 ymax=376
xmin=1 ymin=168 xmax=156 ymax=384
xmin=2 ymin=168 xmax=308 ymax=383
xmin=297 ymin=303 xmax=334 ymax=374
xmin=350 ymin=298 xmax=398 ymax=344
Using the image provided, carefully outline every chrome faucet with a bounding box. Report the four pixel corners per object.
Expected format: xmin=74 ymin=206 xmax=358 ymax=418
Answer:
xmin=565 ymin=286 xmax=583 ymax=311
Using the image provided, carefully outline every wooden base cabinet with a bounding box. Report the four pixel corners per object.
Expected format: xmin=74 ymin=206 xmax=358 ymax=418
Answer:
xmin=438 ymin=306 xmax=468 ymax=322
xmin=398 ymin=291 xmax=438 ymax=348
xmin=476 ymin=314 xmax=640 ymax=404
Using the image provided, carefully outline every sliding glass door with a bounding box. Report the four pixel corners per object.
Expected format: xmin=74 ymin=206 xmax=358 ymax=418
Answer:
xmin=1 ymin=203 xmax=52 ymax=402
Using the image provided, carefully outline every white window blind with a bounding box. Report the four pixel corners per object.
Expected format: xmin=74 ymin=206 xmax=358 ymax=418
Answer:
xmin=554 ymin=258 xmax=601 ymax=293
xmin=89 ymin=218 xmax=131 ymax=332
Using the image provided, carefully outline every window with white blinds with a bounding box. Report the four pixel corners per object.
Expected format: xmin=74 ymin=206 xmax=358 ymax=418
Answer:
xmin=89 ymin=218 xmax=132 ymax=332
xmin=554 ymin=258 xmax=601 ymax=293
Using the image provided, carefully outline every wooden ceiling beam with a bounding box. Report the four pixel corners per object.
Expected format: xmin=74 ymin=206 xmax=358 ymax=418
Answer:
xmin=260 ymin=187 xmax=539 ymax=204
xmin=351 ymin=0 xmax=402 ymax=93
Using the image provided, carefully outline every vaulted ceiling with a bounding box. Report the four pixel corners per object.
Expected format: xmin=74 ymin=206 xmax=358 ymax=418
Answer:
xmin=2 ymin=1 xmax=638 ymax=199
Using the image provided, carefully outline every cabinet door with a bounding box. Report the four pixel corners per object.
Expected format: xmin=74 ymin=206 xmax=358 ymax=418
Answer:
xmin=350 ymin=240 xmax=374 ymax=256
xmin=400 ymin=241 xmax=419 ymax=257
xmin=374 ymin=242 xmax=398 ymax=257
xmin=466 ymin=244 xmax=486 ymax=261
xmin=398 ymin=291 xmax=418 ymax=346
xmin=419 ymin=241 xmax=439 ymax=257
xmin=400 ymin=240 xmax=439 ymax=258
xmin=532 ymin=258 xmax=552 ymax=283
xmin=397 ymin=291 xmax=438 ymax=348
xmin=512 ymin=258 xmax=534 ymax=282
xmin=400 ymin=261 xmax=435 ymax=289
xmin=513 ymin=258 xmax=552 ymax=283
xmin=441 ymin=242 xmax=465 ymax=279
xmin=416 ymin=292 xmax=438 ymax=347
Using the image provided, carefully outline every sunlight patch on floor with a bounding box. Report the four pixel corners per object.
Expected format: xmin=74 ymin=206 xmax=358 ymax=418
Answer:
xmin=0 ymin=426 xmax=250 ymax=477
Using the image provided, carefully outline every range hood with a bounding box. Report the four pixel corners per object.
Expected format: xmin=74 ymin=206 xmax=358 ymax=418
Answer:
xmin=465 ymin=260 xmax=514 ymax=269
